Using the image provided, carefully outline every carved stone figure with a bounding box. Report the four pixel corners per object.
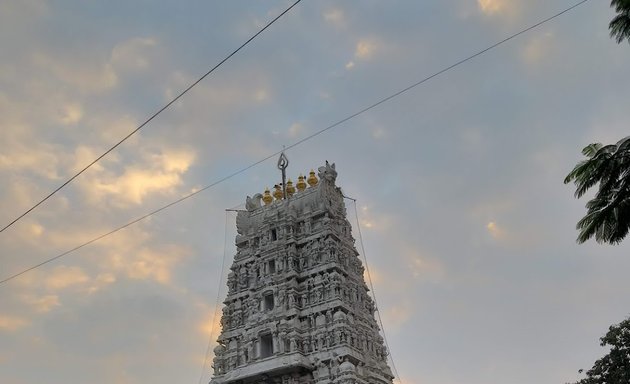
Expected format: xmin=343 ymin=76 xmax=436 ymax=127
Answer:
xmin=246 ymin=193 xmax=263 ymax=211
xmin=317 ymin=161 xmax=337 ymax=184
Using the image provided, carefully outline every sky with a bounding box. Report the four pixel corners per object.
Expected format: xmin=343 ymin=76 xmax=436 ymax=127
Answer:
xmin=1 ymin=0 xmax=629 ymax=383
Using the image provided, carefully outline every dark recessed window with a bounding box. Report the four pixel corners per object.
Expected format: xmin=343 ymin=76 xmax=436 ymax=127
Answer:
xmin=269 ymin=259 xmax=276 ymax=274
xmin=260 ymin=333 xmax=273 ymax=358
xmin=271 ymin=229 xmax=277 ymax=241
xmin=264 ymin=292 xmax=274 ymax=311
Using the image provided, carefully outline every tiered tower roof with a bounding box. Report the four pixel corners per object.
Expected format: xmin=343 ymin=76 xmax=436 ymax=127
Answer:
xmin=210 ymin=161 xmax=394 ymax=384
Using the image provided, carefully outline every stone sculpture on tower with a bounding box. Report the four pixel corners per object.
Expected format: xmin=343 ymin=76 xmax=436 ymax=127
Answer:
xmin=210 ymin=158 xmax=394 ymax=384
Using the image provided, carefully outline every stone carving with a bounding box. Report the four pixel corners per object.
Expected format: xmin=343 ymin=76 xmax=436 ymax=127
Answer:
xmin=245 ymin=193 xmax=263 ymax=211
xmin=211 ymin=163 xmax=394 ymax=384
xmin=317 ymin=161 xmax=337 ymax=184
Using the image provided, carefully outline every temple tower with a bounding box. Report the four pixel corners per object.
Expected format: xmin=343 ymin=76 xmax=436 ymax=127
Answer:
xmin=210 ymin=161 xmax=394 ymax=384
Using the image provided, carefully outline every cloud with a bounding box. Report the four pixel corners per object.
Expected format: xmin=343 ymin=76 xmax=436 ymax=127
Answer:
xmin=18 ymin=224 xmax=189 ymax=287
xmin=355 ymin=39 xmax=378 ymax=60
xmin=22 ymin=294 xmax=60 ymax=313
xmin=22 ymin=219 xmax=187 ymax=285
xmin=87 ymin=273 xmax=117 ymax=294
xmin=483 ymin=219 xmax=545 ymax=248
xmin=105 ymin=245 xmax=189 ymax=285
xmin=198 ymin=304 xmax=223 ymax=339
xmin=372 ymin=127 xmax=387 ymax=139
xmin=32 ymin=52 xmax=118 ymax=93
xmin=160 ymin=150 xmax=195 ymax=173
xmin=0 ymin=150 xmax=60 ymax=179
xmin=196 ymin=302 xmax=226 ymax=374
xmin=477 ymin=0 xmax=504 ymax=15
xmin=323 ymin=8 xmax=345 ymax=27
xmin=0 ymin=314 xmax=29 ymax=332
xmin=364 ymin=265 xmax=382 ymax=286
xmin=521 ymin=32 xmax=554 ymax=67
xmin=79 ymin=148 xmax=196 ymax=206
xmin=111 ymin=37 xmax=158 ymax=72
xmin=58 ymin=103 xmax=83 ymax=125
xmin=469 ymin=196 xmax=519 ymax=245
xmin=409 ymin=254 xmax=445 ymax=282
xmin=357 ymin=205 xmax=392 ymax=232
xmin=45 ymin=266 xmax=90 ymax=290
xmin=72 ymin=145 xmax=109 ymax=174
xmin=382 ymin=302 xmax=412 ymax=329
xmin=125 ymin=251 xmax=172 ymax=283
xmin=0 ymin=132 xmax=62 ymax=179
xmin=486 ymin=221 xmax=503 ymax=239
xmin=0 ymin=0 xmax=48 ymax=27
xmin=0 ymin=37 xmax=164 ymax=185
xmin=393 ymin=377 xmax=412 ymax=384
xmin=253 ymin=88 xmax=269 ymax=102
xmin=288 ymin=122 xmax=305 ymax=138
xmin=164 ymin=69 xmax=272 ymax=108
xmin=469 ymin=196 xmax=514 ymax=217
xmin=346 ymin=38 xmax=381 ymax=70
xmin=18 ymin=36 xmax=159 ymax=100
xmin=30 ymin=223 xmax=45 ymax=237
xmin=476 ymin=0 xmax=523 ymax=19
xmin=96 ymin=167 xmax=181 ymax=205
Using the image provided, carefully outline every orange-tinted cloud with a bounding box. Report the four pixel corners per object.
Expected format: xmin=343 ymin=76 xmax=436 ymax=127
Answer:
xmin=45 ymin=266 xmax=90 ymax=290
xmin=78 ymin=148 xmax=196 ymax=206
xmin=22 ymin=294 xmax=60 ymax=313
xmin=478 ymin=0 xmax=504 ymax=15
xmin=0 ymin=314 xmax=29 ymax=332
xmin=355 ymin=39 xmax=378 ymax=60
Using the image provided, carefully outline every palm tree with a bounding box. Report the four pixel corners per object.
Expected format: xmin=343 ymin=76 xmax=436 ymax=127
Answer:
xmin=564 ymin=136 xmax=630 ymax=244
xmin=610 ymin=0 xmax=630 ymax=44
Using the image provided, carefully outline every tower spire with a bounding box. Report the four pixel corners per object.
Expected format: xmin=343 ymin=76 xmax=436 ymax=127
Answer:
xmin=277 ymin=150 xmax=289 ymax=199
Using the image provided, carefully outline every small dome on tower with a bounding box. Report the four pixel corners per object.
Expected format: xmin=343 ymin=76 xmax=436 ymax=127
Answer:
xmin=307 ymin=170 xmax=318 ymax=187
xmin=296 ymin=174 xmax=307 ymax=191
xmin=286 ymin=179 xmax=295 ymax=197
xmin=262 ymin=188 xmax=273 ymax=205
xmin=273 ymin=184 xmax=283 ymax=200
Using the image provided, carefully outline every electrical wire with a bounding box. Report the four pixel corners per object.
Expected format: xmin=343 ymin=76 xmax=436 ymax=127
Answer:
xmin=348 ymin=196 xmax=403 ymax=383
xmin=197 ymin=210 xmax=231 ymax=384
xmin=0 ymin=0 xmax=590 ymax=286
xmin=0 ymin=0 xmax=303 ymax=235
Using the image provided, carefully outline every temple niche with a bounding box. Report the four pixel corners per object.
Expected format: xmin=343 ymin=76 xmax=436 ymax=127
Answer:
xmin=210 ymin=161 xmax=394 ymax=384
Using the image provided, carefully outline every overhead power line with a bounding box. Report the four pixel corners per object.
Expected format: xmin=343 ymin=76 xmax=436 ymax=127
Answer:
xmin=197 ymin=210 xmax=232 ymax=384
xmin=347 ymin=196 xmax=403 ymax=383
xmin=0 ymin=0 xmax=590 ymax=286
xmin=0 ymin=0 xmax=303 ymax=235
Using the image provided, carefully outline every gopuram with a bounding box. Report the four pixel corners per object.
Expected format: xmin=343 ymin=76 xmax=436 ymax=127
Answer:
xmin=210 ymin=157 xmax=394 ymax=384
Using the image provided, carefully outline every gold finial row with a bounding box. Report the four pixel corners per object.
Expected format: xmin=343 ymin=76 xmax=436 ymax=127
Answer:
xmin=261 ymin=170 xmax=319 ymax=205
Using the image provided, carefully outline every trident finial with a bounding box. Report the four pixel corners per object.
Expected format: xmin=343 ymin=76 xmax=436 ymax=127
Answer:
xmin=277 ymin=150 xmax=289 ymax=199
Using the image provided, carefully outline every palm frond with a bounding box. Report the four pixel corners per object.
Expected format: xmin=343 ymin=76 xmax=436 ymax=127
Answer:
xmin=581 ymin=142 xmax=603 ymax=157
xmin=568 ymin=136 xmax=630 ymax=244
xmin=615 ymin=135 xmax=630 ymax=148
xmin=610 ymin=0 xmax=630 ymax=14
xmin=609 ymin=13 xmax=630 ymax=44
